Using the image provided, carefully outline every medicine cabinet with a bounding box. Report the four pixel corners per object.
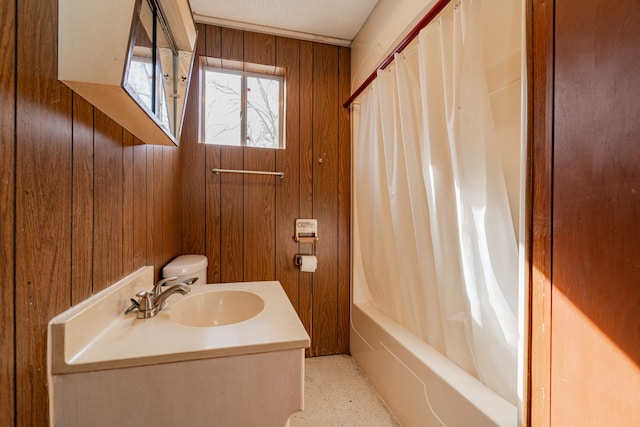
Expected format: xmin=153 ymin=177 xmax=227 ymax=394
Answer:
xmin=59 ymin=0 xmax=197 ymax=146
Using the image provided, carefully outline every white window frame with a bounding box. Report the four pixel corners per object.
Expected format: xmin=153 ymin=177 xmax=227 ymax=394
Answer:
xmin=200 ymin=65 xmax=285 ymax=149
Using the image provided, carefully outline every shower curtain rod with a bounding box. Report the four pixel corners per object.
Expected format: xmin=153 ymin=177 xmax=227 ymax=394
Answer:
xmin=343 ymin=0 xmax=451 ymax=108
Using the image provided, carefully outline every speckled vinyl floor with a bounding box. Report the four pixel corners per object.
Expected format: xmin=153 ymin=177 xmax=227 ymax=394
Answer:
xmin=289 ymin=354 xmax=400 ymax=427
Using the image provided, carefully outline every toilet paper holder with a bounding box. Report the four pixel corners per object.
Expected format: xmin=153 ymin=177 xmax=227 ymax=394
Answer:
xmin=294 ymin=239 xmax=316 ymax=267
xmin=294 ymin=219 xmax=317 ymax=267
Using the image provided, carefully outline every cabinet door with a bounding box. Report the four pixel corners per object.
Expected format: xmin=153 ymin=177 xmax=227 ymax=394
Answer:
xmin=551 ymin=0 xmax=640 ymax=425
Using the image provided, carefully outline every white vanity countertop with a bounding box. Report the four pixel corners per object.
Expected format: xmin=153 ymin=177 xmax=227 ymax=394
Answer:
xmin=48 ymin=267 xmax=310 ymax=374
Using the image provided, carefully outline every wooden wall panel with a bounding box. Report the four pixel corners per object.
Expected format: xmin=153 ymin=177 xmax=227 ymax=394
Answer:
xmin=180 ymin=23 xmax=207 ymax=256
xmin=275 ymin=36 xmax=301 ymax=307
xmin=0 ymin=0 xmax=15 ymax=423
xmin=530 ymin=0 xmax=554 ymax=423
xmin=221 ymin=27 xmax=244 ymax=61
xmin=204 ymin=25 xmax=222 ymax=283
xmin=152 ymin=146 xmax=165 ymax=279
xmin=162 ymin=147 xmax=172 ymax=268
xmin=220 ymin=147 xmax=245 ymax=282
xmin=551 ymin=0 xmax=640 ymax=424
xmin=170 ymin=149 xmax=182 ymax=261
xmin=15 ymin=0 xmax=73 ymax=425
xmin=337 ymin=46 xmax=351 ymax=353
xmin=244 ymin=32 xmax=275 ymax=65
xmin=71 ymin=94 xmax=94 ymax=305
xmin=298 ymin=40 xmax=315 ymax=354
xmin=93 ymin=111 xmax=124 ymax=292
xmin=311 ymin=43 xmax=340 ymax=355
xmin=205 ymin=24 xmax=222 ymax=57
xmin=146 ymin=144 xmax=156 ymax=269
xmin=123 ymin=131 xmax=135 ymax=273
xmin=243 ymin=149 xmax=277 ymax=281
xmin=206 ymin=145 xmax=222 ymax=282
xmin=132 ymin=140 xmax=148 ymax=269
xmin=163 ymin=146 xmax=181 ymax=266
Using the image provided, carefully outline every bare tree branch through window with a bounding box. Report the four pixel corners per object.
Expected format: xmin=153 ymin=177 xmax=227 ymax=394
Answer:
xmin=202 ymin=66 xmax=283 ymax=149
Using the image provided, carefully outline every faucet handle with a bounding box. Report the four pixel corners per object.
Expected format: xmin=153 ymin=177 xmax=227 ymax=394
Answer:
xmin=124 ymin=298 xmax=140 ymax=315
xmin=134 ymin=290 xmax=156 ymax=318
xmin=123 ymin=291 xmax=153 ymax=317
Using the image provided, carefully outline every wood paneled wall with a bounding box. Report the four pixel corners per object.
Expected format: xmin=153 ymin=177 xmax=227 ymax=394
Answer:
xmin=530 ymin=0 xmax=640 ymax=424
xmin=2 ymin=0 xmax=183 ymax=424
xmin=549 ymin=0 xmax=640 ymax=424
xmin=1 ymin=0 xmax=16 ymax=425
xmin=180 ymin=24 xmax=351 ymax=356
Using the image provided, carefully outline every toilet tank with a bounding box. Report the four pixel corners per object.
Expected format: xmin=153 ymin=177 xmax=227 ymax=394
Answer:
xmin=163 ymin=255 xmax=208 ymax=285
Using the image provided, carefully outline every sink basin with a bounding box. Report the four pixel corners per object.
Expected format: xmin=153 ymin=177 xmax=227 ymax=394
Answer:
xmin=170 ymin=290 xmax=265 ymax=327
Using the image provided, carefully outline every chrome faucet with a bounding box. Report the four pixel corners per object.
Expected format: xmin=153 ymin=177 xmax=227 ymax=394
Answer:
xmin=152 ymin=276 xmax=180 ymax=298
xmin=124 ymin=276 xmax=197 ymax=319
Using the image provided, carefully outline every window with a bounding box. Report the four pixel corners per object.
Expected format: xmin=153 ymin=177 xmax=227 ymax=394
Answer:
xmin=201 ymin=63 xmax=284 ymax=149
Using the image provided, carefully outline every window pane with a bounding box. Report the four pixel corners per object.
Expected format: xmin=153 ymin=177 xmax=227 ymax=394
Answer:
xmin=246 ymin=76 xmax=280 ymax=148
xmin=203 ymin=70 xmax=242 ymax=145
xmin=127 ymin=57 xmax=154 ymax=113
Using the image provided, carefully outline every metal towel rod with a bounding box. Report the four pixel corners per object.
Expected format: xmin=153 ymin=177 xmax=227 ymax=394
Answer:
xmin=211 ymin=168 xmax=284 ymax=179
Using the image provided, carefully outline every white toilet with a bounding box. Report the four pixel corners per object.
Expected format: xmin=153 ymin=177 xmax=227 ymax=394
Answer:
xmin=162 ymin=254 xmax=208 ymax=285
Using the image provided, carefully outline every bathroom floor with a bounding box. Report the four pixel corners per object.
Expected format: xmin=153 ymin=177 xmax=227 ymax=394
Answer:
xmin=289 ymin=354 xmax=400 ymax=427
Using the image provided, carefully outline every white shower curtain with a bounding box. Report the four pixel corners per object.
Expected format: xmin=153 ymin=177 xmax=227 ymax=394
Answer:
xmin=355 ymin=0 xmax=518 ymax=404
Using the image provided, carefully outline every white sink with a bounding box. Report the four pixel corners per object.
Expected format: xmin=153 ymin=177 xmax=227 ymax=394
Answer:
xmin=48 ymin=267 xmax=310 ymax=373
xmin=171 ymin=290 xmax=264 ymax=327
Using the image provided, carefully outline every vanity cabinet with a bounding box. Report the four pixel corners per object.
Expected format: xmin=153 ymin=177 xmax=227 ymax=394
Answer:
xmin=48 ymin=268 xmax=310 ymax=426
xmin=59 ymin=0 xmax=197 ymax=146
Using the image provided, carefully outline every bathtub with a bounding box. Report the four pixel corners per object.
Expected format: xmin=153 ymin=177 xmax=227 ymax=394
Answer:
xmin=351 ymin=302 xmax=517 ymax=426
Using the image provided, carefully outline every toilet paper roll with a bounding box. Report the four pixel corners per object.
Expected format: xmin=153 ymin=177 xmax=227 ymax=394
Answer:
xmin=299 ymin=255 xmax=318 ymax=273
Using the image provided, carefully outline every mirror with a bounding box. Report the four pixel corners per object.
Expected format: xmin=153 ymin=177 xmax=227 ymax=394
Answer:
xmin=125 ymin=0 xmax=154 ymax=115
xmin=59 ymin=0 xmax=197 ymax=145
xmin=124 ymin=0 xmax=194 ymax=143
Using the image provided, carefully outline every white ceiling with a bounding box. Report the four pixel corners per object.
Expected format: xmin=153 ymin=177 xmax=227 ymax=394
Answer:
xmin=190 ymin=0 xmax=380 ymax=46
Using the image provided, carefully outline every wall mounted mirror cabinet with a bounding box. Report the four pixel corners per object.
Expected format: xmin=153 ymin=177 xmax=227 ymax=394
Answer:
xmin=59 ymin=0 xmax=197 ymax=146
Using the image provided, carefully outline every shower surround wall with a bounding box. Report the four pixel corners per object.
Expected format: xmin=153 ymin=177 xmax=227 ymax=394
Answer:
xmin=0 ymin=2 xmax=350 ymax=426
